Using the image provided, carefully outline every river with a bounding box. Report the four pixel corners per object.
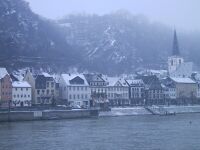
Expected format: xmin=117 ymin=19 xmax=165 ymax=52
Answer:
xmin=0 ymin=114 xmax=200 ymax=150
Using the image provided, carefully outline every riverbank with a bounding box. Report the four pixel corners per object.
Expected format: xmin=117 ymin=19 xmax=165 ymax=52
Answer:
xmin=0 ymin=109 xmax=99 ymax=122
xmin=99 ymin=105 xmax=200 ymax=117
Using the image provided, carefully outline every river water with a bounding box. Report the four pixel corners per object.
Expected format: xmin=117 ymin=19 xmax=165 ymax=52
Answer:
xmin=0 ymin=114 xmax=200 ymax=150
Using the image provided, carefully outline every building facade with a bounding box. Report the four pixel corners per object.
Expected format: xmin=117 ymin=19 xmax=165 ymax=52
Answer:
xmin=0 ymin=68 xmax=12 ymax=107
xmin=12 ymin=81 xmax=32 ymax=107
xmin=23 ymin=70 xmax=36 ymax=104
xmin=84 ymin=74 xmax=108 ymax=108
xmin=137 ymin=75 xmax=164 ymax=105
xmin=35 ymin=73 xmax=57 ymax=105
xmin=106 ymin=77 xmax=129 ymax=106
xmin=60 ymin=74 xmax=91 ymax=108
xmin=126 ymin=79 xmax=145 ymax=105
xmin=162 ymin=77 xmax=198 ymax=105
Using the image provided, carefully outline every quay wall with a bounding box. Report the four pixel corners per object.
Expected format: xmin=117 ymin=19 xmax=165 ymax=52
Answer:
xmin=0 ymin=109 xmax=99 ymax=122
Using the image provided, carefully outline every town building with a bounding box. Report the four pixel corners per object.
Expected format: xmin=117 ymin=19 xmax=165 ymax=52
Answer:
xmin=60 ymin=74 xmax=91 ymax=108
xmin=35 ymin=73 xmax=57 ymax=105
xmin=162 ymin=77 xmax=197 ymax=105
xmin=136 ymin=75 xmax=164 ymax=105
xmin=23 ymin=69 xmax=36 ymax=104
xmin=161 ymin=78 xmax=177 ymax=105
xmin=84 ymin=74 xmax=108 ymax=108
xmin=191 ymin=73 xmax=200 ymax=99
xmin=106 ymin=77 xmax=129 ymax=106
xmin=12 ymin=81 xmax=32 ymax=107
xmin=126 ymin=79 xmax=145 ymax=105
xmin=0 ymin=68 xmax=12 ymax=107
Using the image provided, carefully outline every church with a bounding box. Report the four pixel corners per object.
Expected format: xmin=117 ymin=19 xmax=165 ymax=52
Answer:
xmin=168 ymin=30 xmax=193 ymax=77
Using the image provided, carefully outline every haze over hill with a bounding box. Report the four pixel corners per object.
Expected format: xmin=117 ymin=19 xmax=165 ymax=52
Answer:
xmin=0 ymin=0 xmax=200 ymax=74
xmin=25 ymin=0 xmax=200 ymax=31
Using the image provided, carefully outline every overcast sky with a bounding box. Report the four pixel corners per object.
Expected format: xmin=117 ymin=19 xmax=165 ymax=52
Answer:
xmin=25 ymin=0 xmax=200 ymax=31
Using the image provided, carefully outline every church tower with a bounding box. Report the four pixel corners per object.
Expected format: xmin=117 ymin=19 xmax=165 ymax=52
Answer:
xmin=168 ymin=30 xmax=184 ymax=75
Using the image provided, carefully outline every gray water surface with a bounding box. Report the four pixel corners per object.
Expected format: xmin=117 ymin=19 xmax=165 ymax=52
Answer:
xmin=0 ymin=114 xmax=200 ymax=150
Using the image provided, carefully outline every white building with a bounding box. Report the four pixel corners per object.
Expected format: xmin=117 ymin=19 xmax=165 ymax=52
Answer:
xmin=60 ymin=74 xmax=91 ymax=108
xmin=106 ymin=77 xmax=129 ymax=106
xmin=12 ymin=81 xmax=32 ymax=107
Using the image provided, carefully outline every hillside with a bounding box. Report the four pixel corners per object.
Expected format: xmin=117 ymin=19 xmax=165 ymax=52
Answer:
xmin=0 ymin=1 xmax=200 ymax=74
xmin=59 ymin=12 xmax=200 ymax=74
xmin=0 ymin=0 xmax=80 ymax=69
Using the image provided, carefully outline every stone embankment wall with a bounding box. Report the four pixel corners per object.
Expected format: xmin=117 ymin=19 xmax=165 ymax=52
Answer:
xmin=0 ymin=109 xmax=99 ymax=122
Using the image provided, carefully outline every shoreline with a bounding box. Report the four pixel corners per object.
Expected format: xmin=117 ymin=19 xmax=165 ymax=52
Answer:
xmin=99 ymin=105 xmax=200 ymax=117
xmin=1 ymin=105 xmax=200 ymax=122
xmin=0 ymin=109 xmax=99 ymax=122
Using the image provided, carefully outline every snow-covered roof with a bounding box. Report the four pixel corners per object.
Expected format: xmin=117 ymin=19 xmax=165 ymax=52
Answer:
xmin=61 ymin=74 xmax=89 ymax=86
xmin=171 ymin=77 xmax=196 ymax=84
xmin=0 ymin=68 xmax=8 ymax=79
xmin=126 ymin=79 xmax=144 ymax=85
xmin=149 ymin=69 xmax=167 ymax=74
xmin=42 ymin=72 xmax=52 ymax=78
xmin=106 ymin=77 xmax=119 ymax=86
xmin=12 ymin=81 xmax=31 ymax=88
xmin=105 ymin=77 xmax=128 ymax=87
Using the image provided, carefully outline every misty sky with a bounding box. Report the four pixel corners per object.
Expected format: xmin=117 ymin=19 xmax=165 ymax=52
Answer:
xmin=25 ymin=0 xmax=200 ymax=31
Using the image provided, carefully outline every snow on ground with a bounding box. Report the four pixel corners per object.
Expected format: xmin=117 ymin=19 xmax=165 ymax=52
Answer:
xmin=99 ymin=107 xmax=151 ymax=117
xmin=100 ymin=105 xmax=200 ymax=117
xmin=163 ymin=105 xmax=200 ymax=113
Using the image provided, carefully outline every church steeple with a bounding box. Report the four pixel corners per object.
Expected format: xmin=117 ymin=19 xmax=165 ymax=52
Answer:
xmin=172 ymin=30 xmax=180 ymax=56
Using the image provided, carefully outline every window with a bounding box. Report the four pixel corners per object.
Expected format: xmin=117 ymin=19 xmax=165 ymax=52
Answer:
xmin=77 ymin=94 xmax=80 ymax=99
xmin=69 ymin=94 xmax=72 ymax=99
xmin=47 ymin=82 xmax=49 ymax=88
xmin=77 ymin=87 xmax=79 ymax=91
xmin=21 ymin=95 xmax=23 ymax=98
xmin=15 ymin=88 xmax=17 ymax=91
xmin=37 ymin=97 xmax=41 ymax=103
xmin=51 ymin=90 xmax=54 ymax=94
xmin=26 ymin=88 xmax=28 ymax=91
xmin=47 ymin=90 xmax=49 ymax=94
xmin=37 ymin=90 xmax=40 ymax=94
xmin=51 ymin=82 xmax=54 ymax=88
xmin=21 ymin=88 xmax=23 ymax=91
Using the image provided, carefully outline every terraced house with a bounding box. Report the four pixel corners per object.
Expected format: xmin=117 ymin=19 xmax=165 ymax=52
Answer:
xmin=0 ymin=68 xmax=12 ymax=107
xmin=12 ymin=81 xmax=32 ymax=107
xmin=106 ymin=77 xmax=129 ymax=106
xmin=35 ymin=73 xmax=57 ymax=105
xmin=126 ymin=79 xmax=145 ymax=105
xmin=60 ymin=74 xmax=91 ymax=108
xmin=137 ymin=75 xmax=164 ymax=105
xmin=84 ymin=74 xmax=108 ymax=108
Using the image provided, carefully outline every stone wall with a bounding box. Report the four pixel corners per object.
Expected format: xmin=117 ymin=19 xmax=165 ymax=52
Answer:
xmin=0 ymin=109 xmax=99 ymax=122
